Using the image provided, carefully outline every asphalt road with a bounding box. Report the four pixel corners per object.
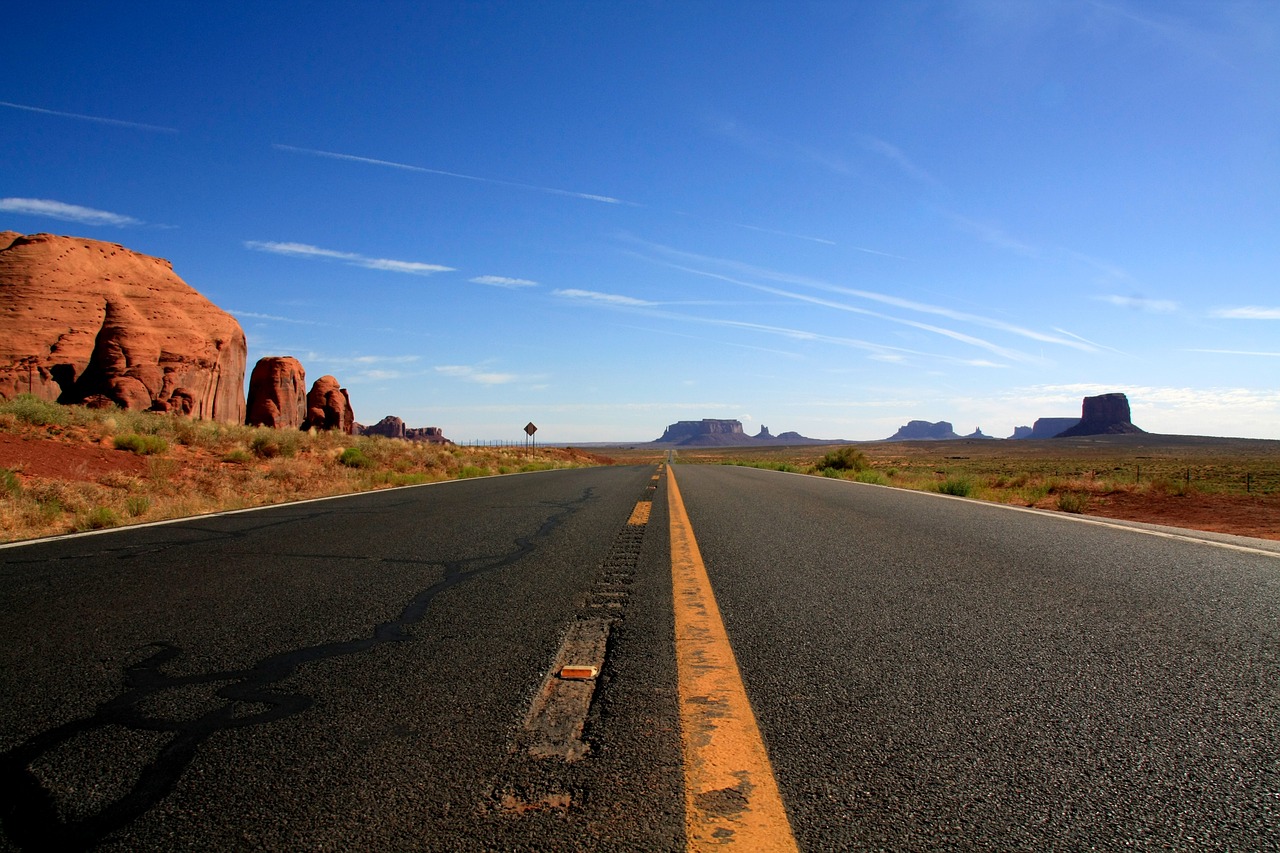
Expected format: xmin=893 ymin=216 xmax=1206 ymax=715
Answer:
xmin=1 ymin=463 xmax=1277 ymax=851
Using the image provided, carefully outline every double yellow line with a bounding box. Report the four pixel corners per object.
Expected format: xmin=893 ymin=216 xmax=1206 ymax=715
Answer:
xmin=666 ymin=466 xmax=799 ymax=851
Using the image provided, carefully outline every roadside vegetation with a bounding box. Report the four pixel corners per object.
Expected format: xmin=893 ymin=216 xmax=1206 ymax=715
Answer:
xmin=0 ymin=395 xmax=609 ymax=543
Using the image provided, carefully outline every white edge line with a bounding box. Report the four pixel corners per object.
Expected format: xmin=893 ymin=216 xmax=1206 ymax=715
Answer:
xmin=733 ymin=466 xmax=1280 ymax=560
xmin=0 ymin=467 xmax=555 ymax=550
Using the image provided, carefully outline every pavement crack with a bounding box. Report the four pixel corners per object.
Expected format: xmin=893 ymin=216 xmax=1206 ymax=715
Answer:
xmin=0 ymin=488 xmax=596 ymax=851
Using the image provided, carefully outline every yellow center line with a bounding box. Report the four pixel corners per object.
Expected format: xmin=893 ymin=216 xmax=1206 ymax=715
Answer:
xmin=666 ymin=466 xmax=799 ymax=852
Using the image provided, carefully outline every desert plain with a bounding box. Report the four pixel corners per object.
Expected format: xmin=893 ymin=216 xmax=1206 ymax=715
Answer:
xmin=2 ymin=392 xmax=1275 ymax=545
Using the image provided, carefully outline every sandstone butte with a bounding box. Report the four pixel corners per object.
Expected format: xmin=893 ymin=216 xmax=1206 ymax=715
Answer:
xmin=0 ymin=231 xmax=247 ymax=423
xmin=246 ymin=356 xmax=308 ymax=429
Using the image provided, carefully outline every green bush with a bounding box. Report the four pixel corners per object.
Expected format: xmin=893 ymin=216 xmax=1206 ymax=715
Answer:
xmin=1056 ymin=491 xmax=1089 ymax=513
xmin=1 ymin=394 xmax=69 ymax=426
xmin=113 ymin=433 xmax=168 ymax=455
xmin=125 ymin=496 xmax=152 ymax=517
xmin=339 ymin=447 xmax=375 ymax=469
xmin=815 ymin=447 xmax=870 ymax=472
xmin=251 ymin=431 xmax=299 ymax=459
xmin=854 ymin=470 xmax=888 ymax=485
xmin=223 ymin=449 xmax=253 ymax=464
xmin=1 ymin=468 xmax=20 ymax=497
xmin=81 ymin=506 xmax=120 ymax=530
xmin=937 ymin=476 xmax=974 ymax=497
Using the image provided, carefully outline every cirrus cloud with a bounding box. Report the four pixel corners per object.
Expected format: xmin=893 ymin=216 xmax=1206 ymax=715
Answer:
xmin=1210 ymin=306 xmax=1280 ymax=320
xmin=0 ymin=197 xmax=143 ymax=227
xmin=553 ymin=288 xmax=654 ymax=307
xmin=471 ymin=275 xmax=539 ymax=288
xmin=244 ymin=240 xmax=454 ymax=276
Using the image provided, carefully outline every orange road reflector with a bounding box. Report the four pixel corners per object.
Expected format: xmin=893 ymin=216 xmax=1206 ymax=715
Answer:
xmin=558 ymin=665 xmax=599 ymax=680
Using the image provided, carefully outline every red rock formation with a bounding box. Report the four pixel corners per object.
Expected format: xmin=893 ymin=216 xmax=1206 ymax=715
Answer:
xmin=361 ymin=415 xmax=406 ymax=439
xmin=245 ymin=357 xmax=307 ymax=429
xmin=0 ymin=231 xmax=246 ymax=423
xmin=358 ymin=416 xmax=450 ymax=443
xmin=1057 ymin=392 xmax=1145 ymax=437
xmin=406 ymin=426 xmax=449 ymax=444
xmin=302 ymin=375 xmax=354 ymax=434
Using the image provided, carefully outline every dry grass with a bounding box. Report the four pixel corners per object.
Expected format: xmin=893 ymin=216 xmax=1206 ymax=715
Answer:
xmin=0 ymin=396 xmax=610 ymax=544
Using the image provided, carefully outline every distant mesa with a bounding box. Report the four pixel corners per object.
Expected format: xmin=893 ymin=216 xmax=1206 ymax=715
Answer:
xmin=652 ymin=419 xmax=829 ymax=446
xmin=965 ymin=427 xmax=995 ymax=440
xmin=883 ymin=420 xmax=961 ymax=441
xmin=245 ymin=356 xmax=308 ymax=429
xmin=1056 ymin=392 xmax=1144 ymax=437
xmin=357 ymin=415 xmax=451 ymax=444
xmin=1007 ymin=418 xmax=1082 ymax=439
xmin=0 ymin=231 xmax=247 ymax=423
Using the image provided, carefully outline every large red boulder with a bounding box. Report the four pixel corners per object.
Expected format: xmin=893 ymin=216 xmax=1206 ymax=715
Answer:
xmin=302 ymin=375 xmax=354 ymax=434
xmin=0 ymin=231 xmax=246 ymax=423
xmin=246 ymin=356 xmax=307 ymax=428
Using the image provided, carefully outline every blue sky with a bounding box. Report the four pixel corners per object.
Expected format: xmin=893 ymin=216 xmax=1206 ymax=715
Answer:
xmin=3 ymin=1 xmax=1277 ymax=442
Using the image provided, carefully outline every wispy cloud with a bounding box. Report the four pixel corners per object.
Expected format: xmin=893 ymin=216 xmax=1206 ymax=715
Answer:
xmin=728 ymin=222 xmax=838 ymax=247
xmin=0 ymin=197 xmax=143 ymax=227
xmin=553 ymin=288 xmax=654 ymax=307
xmin=349 ymin=355 xmax=422 ymax=365
xmin=1189 ymin=349 xmax=1280 ymax=357
xmin=471 ymin=275 xmax=538 ymax=288
xmin=0 ymin=100 xmax=179 ymax=133
xmin=631 ymin=239 xmax=1093 ymax=357
xmin=944 ymin=212 xmax=1042 ymax=258
xmin=1210 ymin=306 xmax=1280 ymax=320
xmin=244 ymin=240 xmax=454 ymax=276
xmin=274 ymin=144 xmax=633 ymax=206
xmin=856 ymin=134 xmax=939 ymax=187
xmin=295 ymin=353 xmax=425 ymax=382
xmin=1086 ymin=1 xmax=1238 ymax=71
xmin=435 ymin=365 xmax=520 ymax=385
xmin=1097 ymin=294 xmax=1180 ymax=313
xmin=229 ymin=310 xmax=330 ymax=326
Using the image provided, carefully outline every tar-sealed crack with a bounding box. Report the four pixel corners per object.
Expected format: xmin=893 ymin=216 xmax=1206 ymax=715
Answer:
xmin=493 ymin=470 xmax=660 ymax=815
xmin=0 ymin=489 xmax=596 ymax=852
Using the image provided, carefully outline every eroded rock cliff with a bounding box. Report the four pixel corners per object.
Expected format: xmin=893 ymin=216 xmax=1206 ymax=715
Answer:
xmin=0 ymin=231 xmax=246 ymax=423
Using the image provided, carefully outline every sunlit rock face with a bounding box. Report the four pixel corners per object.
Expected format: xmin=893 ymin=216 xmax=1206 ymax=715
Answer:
xmin=245 ymin=357 xmax=309 ymax=429
xmin=302 ymin=375 xmax=354 ymax=434
xmin=0 ymin=231 xmax=246 ymax=423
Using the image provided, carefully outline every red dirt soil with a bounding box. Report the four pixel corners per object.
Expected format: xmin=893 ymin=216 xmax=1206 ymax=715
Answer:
xmin=1074 ymin=490 xmax=1279 ymax=541
xmin=0 ymin=432 xmax=148 ymax=481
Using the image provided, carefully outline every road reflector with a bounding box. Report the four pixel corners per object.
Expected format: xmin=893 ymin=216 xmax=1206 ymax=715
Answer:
xmin=558 ymin=665 xmax=599 ymax=680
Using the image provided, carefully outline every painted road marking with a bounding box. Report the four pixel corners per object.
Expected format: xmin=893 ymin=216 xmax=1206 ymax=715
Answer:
xmin=628 ymin=500 xmax=652 ymax=526
xmin=667 ymin=467 xmax=799 ymax=851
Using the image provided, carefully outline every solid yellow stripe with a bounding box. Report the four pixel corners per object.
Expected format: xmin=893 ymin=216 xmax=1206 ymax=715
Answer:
xmin=666 ymin=467 xmax=799 ymax=852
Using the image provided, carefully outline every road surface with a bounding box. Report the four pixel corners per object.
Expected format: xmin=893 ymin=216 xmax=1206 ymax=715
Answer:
xmin=1 ymin=463 xmax=1276 ymax=850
